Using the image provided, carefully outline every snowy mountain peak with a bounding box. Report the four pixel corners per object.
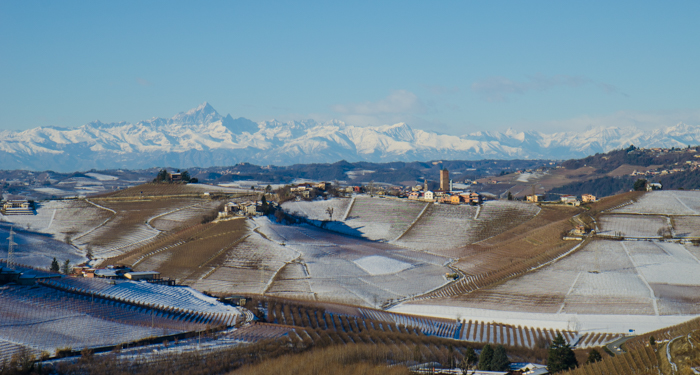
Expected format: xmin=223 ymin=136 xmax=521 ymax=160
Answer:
xmin=373 ymin=122 xmax=415 ymax=142
xmin=171 ymin=102 xmax=221 ymax=125
xmin=1 ymin=103 xmax=699 ymax=172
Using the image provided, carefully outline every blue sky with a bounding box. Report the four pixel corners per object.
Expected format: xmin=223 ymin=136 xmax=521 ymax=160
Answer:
xmin=1 ymin=1 xmax=699 ymax=134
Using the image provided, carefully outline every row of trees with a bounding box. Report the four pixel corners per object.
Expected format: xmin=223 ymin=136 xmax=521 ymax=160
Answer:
xmin=459 ymin=344 xmax=511 ymax=373
xmin=460 ymin=334 xmax=582 ymax=374
xmin=50 ymin=258 xmax=72 ymax=274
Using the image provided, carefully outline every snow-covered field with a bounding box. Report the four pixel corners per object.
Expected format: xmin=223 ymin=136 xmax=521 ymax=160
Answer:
xmin=342 ymin=197 xmax=427 ymax=241
xmin=598 ymin=215 xmax=668 ymax=237
xmin=390 ymin=304 xmax=697 ymax=334
xmin=395 ymin=201 xmax=539 ymax=251
xmin=0 ymin=225 xmax=85 ymax=269
xmin=41 ymin=277 xmax=242 ymax=316
xmin=0 ymin=284 xmax=185 ymax=359
xmin=0 ymin=278 xmax=245 ymax=361
xmin=0 ymin=200 xmax=112 ymax=241
xmin=150 ymin=200 xmax=222 ymax=231
xmin=73 ymin=200 xmax=202 ymax=259
xmin=613 ymin=191 xmax=700 ymax=215
xmin=281 ymin=198 xmax=353 ymax=222
xmin=673 ymin=216 xmax=700 ymax=238
xmin=354 ymin=255 xmax=412 ymax=275
xmin=394 ymin=204 xmax=478 ymax=250
xmin=404 ymin=239 xmax=700 ymax=323
xmin=284 ymin=197 xmax=539 ymax=250
xmin=193 ymin=231 xmax=297 ymax=295
xmin=239 ymin=217 xmax=452 ymax=307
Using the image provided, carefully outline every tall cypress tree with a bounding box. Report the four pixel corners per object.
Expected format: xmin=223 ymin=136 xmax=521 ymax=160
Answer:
xmin=50 ymin=257 xmax=60 ymax=272
xmin=478 ymin=344 xmax=494 ymax=371
xmin=548 ymin=333 xmax=578 ymax=373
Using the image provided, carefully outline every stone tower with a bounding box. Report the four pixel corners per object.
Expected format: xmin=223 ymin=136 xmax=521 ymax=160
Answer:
xmin=440 ymin=169 xmax=450 ymax=191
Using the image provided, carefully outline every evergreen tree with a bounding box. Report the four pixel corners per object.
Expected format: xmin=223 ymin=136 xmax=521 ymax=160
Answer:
xmin=260 ymin=195 xmax=270 ymax=215
xmin=634 ymin=178 xmax=648 ymax=191
xmin=586 ymin=349 xmax=602 ymax=364
xmin=507 ymin=191 xmax=513 ymax=200
xmin=181 ymin=170 xmax=191 ymax=183
xmin=50 ymin=257 xmax=60 ymax=272
xmin=460 ymin=347 xmax=478 ymax=375
xmin=547 ymin=333 xmax=578 ymax=373
xmin=153 ymin=169 xmax=168 ymax=183
xmin=478 ymin=344 xmax=494 ymax=371
xmin=61 ymin=259 xmax=72 ymax=275
xmin=491 ymin=345 xmax=511 ymax=371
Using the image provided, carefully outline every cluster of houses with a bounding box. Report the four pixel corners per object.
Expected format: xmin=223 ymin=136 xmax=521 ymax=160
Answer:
xmin=222 ymin=201 xmax=262 ymax=217
xmin=404 ymin=170 xmax=484 ymax=205
xmin=526 ymin=194 xmax=596 ymax=206
xmin=288 ymin=181 xmax=339 ymax=198
xmin=630 ymin=161 xmax=699 ymax=178
xmin=408 ymin=190 xmax=483 ymax=205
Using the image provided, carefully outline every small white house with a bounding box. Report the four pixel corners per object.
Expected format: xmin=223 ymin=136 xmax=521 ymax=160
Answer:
xmin=424 ymin=191 xmax=435 ymax=201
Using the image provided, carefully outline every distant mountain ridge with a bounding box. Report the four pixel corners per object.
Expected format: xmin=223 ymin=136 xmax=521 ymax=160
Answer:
xmin=1 ymin=102 xmax=699 ymax=172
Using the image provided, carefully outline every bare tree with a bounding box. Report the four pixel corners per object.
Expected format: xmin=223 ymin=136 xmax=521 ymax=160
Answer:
xmin=326 ymin=207 xmax=334 ymax=221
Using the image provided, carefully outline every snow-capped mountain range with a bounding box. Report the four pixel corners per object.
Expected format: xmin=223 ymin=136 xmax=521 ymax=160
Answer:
xmin=2 ymin=103 xmax=700 ymax=172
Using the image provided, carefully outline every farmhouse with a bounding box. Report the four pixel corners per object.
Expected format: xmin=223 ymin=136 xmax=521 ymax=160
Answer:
xmin=408 ymin=191 xmax=421 ymax=200
xmin=437 ymin=194 xmax=453 ymax=204
xmin=526 ymin=194 xmax=544 ymax=203
xmin=467 ymin=192 xmax=482 ymax=205
xmin=241 ymin=201 xmax=259 ymax=215
xmin=582 ymin=194 xmax=596 ymax=203
xmin=315 ymin=182 xmax=331 ymax=190
xmin=2 ymin=199 xmax=33 ymax=215
xmin=572 ymin=225 xmax=587 ymax=236
xmin=168 ymin=172 xmax=182 ymax=182
xmin=223 ymin=202 xmax=240 ymax=215
xmin=560 ymin=195 xmax=580 ymax=206
xmin=646 ymin=182 xmax=663 ymax=191
xmin=423 ymin=191 xmax=435 ymax=201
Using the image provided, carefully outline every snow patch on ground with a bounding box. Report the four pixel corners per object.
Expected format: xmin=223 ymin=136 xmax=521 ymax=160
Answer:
xmin=86 ymin=172 xmax=119 ymax=181
xmin=354 ymin=255 xmax=412 ymax=275
xmin=516 ymin=173 xmax=532 ymax=182
xmin=32 ymin=187 xmax=70 ymax=195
